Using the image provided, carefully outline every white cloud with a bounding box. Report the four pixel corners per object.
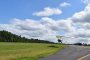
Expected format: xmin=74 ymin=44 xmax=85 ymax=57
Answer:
xmin=33 ymin=7 xmax=62 ymax=16
xmin=0 ymin=17 xmax=74 ymax=43
xmin=72 ymin=4 xmax=90 ymax=23
xmin=65 ymin=28 xmax=90 ymax=44
xmin=1 ymin=3 xmax=90 ymax=44
xmin=66 ymin=4 xmax=90 ymax=44
xmin=81 ymin=0 xmax=90 ymax=4
xmin=41 ymin=17 xmax=74 ymax=32
xmin=60 ymin=2 xmax=71 ymax=7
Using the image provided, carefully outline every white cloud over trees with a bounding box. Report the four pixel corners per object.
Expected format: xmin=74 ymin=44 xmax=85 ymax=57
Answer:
xmin=0 ymin=3 xmax=90 ymax=44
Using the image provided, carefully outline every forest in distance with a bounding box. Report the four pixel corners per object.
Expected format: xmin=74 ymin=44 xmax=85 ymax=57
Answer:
xmin=0 ymin=30 xmax=54 ymax=43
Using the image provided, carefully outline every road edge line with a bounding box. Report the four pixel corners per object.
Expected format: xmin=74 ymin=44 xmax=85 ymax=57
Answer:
xmin=77 ymin=54 xmax=90 ymax=60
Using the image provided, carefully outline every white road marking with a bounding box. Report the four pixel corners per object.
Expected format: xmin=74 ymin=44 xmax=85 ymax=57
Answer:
xmin=77 ymin=54 xmax=90 ymax=60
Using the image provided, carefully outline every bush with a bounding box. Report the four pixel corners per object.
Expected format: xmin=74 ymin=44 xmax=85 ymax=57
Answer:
xmin=74 ymin=43 xmax=82 ymax=45
xmin=48 ymin=45 xmax=59 ymax=48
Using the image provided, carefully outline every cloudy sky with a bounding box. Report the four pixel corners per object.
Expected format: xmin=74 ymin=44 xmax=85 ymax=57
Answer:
xmin=0 ymin=0 xmax=90 ymax=44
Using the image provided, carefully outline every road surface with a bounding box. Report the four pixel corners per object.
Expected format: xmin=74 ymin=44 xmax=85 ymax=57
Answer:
xmin=40 ymin=45 xmax=90 ymax=60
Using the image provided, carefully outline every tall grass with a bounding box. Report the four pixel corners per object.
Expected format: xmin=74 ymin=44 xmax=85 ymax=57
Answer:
xmin=0 ymin=42 xmax=65 ymax=60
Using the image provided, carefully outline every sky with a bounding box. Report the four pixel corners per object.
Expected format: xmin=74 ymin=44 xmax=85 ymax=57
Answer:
xmin=0 ymin=0 xmax=90 ymax=44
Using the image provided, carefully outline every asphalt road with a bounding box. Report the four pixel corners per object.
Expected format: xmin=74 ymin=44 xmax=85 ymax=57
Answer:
xmin=39 ymin=45 xmax=90 ymax=60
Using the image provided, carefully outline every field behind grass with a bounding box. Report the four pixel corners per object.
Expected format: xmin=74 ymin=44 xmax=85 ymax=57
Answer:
xmin=0 ymin=42 xmax=65 ymax=60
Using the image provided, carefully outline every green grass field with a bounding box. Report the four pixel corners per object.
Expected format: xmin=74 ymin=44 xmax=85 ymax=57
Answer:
xmin=0 ymin=42 xmax=65 ymax=60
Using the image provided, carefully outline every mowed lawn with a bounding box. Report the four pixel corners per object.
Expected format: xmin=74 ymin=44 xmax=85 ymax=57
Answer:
xmin=0 ymin=42 xmax=65 ymax=60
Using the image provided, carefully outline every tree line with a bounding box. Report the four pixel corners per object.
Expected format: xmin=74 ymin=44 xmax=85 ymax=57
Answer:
xmin=0 ymin=30 xmax=54 ymax=43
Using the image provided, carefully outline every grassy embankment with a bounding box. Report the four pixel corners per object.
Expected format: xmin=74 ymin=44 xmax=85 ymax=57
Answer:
xmin=0 ymin=42 xmax=65 ymax=60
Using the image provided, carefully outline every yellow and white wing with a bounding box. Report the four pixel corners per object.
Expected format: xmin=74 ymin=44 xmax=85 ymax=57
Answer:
xmin=56 ymin=36 xmax=64 ymax=39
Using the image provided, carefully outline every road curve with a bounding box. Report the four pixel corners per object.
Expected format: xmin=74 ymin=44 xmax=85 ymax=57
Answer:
xmin=39 ymin=45 xmax=90 ymax=60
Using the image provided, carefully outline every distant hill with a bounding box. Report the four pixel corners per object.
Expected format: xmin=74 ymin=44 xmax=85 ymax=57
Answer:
xmin=0 ymin=30 xmax=54 ymax=43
